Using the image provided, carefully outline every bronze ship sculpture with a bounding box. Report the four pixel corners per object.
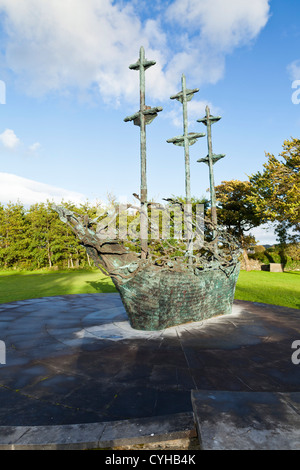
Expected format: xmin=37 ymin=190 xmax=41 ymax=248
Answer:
xmin=53 ymin=47 xmax=242 ymax=331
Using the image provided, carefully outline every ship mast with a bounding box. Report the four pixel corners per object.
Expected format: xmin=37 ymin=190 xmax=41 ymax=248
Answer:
xmin=167 ymin=74 xmax=205 ymax=262
xmin=197 ymin=105 xmax=225 ymax=241
xmin=124 ymin=46 xmax=162 ymax=259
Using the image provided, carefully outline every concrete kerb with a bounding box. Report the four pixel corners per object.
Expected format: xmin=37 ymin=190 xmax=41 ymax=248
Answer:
xmin=0 ymin=411 xmax=197 ymax=450
xmin=3 ymin=392 xmax=300 ymax=450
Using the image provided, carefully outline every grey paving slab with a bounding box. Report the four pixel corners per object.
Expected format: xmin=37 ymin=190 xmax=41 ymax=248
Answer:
xmin=0 ymin=422 xmax=106 ymax=450
xmin=0 ymin=411 xmax=196 ymax=450
xmin=191 ymin=390 xmax=300 ymax=450
xmin=0 ymin=294 xmax=300 ymax=449
xmin=98 ymin=411 xmax=196 ymax=449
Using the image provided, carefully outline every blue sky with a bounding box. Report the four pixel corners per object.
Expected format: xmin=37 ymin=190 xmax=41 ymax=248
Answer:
xmin=0 ymin=0 xmax=299 ymax=244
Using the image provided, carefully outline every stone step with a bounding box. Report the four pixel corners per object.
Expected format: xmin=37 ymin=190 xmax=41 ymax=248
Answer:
xmin=191 ymin=390 xmax=300 ymax=450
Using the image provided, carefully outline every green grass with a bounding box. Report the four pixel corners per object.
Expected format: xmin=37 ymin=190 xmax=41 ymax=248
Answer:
xmin=0 ymin=268 xmax=299 ymax=310
xmin=234 ymin=270 xmax=300 ymax=310
xmin=0 ymin=268 xmax=117 ymax=304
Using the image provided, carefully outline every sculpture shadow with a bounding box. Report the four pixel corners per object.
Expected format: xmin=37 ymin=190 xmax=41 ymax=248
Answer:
xmin=70 ymin=303 xmax=300 ymax=427
xmin=85 ymin=279 xmax=118 ymax=293
xmin=3 ymin=298 xmax=300 ymax=433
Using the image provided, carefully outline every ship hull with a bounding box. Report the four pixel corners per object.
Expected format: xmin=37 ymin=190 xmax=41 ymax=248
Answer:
xmin=115 ymin=262 xmax=240 ymax=330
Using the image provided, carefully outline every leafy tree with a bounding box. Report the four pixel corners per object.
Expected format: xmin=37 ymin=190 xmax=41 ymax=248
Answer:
xmin=27 ymin=202 xmax=54 ymax=268
xmin=0 ymin=202 xmax=31 ymax=268
xmin=27 ymin=202 xmax=73 ymax=268
xmin=27 ymin=201 xmax=91 ymax=269
xmin=285 ymin=243 xmax=300 ymax=261
xmin=214 ymin=180 xmax=264 ymax=270
xmin=249 ymin=138 xmax=300 ymax=243
xmin=61 ymin=200 xmax=103 ymax=266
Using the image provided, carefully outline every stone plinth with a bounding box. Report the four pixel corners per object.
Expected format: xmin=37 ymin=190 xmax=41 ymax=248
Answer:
xmin=261 ymin=263 xmax=284 ymax=272
xmin=192 ymin=390 xmax=300 ymax=450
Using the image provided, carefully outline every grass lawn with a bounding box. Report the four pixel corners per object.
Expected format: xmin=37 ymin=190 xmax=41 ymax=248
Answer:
xmin=0 ymin=268 xmax=299 ymax=310
xmin=0 ymin=268 xmax=117 ymax=304
xmin=234 ymin=270 xmax=300 ymax=310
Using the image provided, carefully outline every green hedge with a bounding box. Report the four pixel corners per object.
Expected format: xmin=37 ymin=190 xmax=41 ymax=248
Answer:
xmin=249 ymin=243 xmax=300 ymax=270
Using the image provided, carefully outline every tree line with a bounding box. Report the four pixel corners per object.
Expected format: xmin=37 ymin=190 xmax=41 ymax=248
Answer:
xmin=0 ymin=201 xmax=98 ymax=269
xmin=0 ymin=138 xmax=299 ymax=271
xmin=215 ymin=137 xmax=299 ymax=244
xmin=213 ymin=137 xmax=300 ymax=269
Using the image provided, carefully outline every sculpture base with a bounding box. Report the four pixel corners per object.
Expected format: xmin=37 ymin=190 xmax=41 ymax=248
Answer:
xmin=116 ymin=262 xmax=240 ymax=330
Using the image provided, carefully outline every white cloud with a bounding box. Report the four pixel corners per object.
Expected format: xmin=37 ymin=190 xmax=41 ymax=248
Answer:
xmin=0 ymin=0 xmax=271 ymax=103
xmin=0 ymin=130 xmax=41 ymax=154
xmin=28 ymin=142 xmax=41 ymax=152
xmin=250 ymin=224 xmax=277 ymax=246
xmin=167 ymin=0 xmax=270 ymax=51
xmin=0 ymin=172 xmax=88 ymax=206
xmin=0 ymin=0 xmax=163 ymax=103
xmin=287 ymin=60 xmax=300 ymax=81
xmin=165 ymin=99 xmax=216 ymax=128
xmin=0 ymin=128 xmax=20 ymax=149
xmin=164 ymin=0 xmax=270 ymax=89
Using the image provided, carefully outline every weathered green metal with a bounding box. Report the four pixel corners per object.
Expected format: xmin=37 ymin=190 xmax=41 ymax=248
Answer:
xmin=167 ymin=74 xmax=205 ymax=260
xmin=197 ymin=105 xmax=225 ymax=239
xmin=116 ymin=263 xmax=240 ymax=330
xmin=167 ymin=74 xmax=206 ymax=206
xmin=53 ymin=204 xmax=241 ymax=331
xmin=52 ymin=49 xmax=242 ymax=332
xmin=197 ymin=154 xmax=225 ymax=165
xmin=124 ymin=107 xmax=163 ymax=126
xmin=170 ymin=85 xmax=200 ymax=103
xmin=167 ymin=132 xmax=206 ymax=147
xmin=124 ymin=46 xmax=163 ymax=259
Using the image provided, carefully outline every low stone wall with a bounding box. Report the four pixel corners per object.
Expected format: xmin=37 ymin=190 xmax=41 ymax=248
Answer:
xmin=240 ymin=259 xmax=262 ymax=271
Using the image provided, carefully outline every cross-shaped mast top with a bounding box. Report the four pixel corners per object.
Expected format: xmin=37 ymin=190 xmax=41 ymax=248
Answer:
xmin=167 ymin=74 xmax=205 ymax=205
xmin=124 ymin=46 xmax=163 ymax=259
xmin=197 ymin=105 xmax=225 ymax=239
xmin=166 ymin=74 xmax=206 ymax=263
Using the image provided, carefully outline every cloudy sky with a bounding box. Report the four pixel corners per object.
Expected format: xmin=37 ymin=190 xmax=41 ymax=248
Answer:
xmin=0 ymin=0 xmax=299 ymax=243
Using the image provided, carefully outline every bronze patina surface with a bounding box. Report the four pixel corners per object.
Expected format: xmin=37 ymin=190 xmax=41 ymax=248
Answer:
xmin=53 ymin=46 xmax=241 ymax=331
xmin=53 ymin=204 xmax=241 ymax=330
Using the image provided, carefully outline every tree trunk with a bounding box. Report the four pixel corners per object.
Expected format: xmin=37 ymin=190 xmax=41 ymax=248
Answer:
xmin=242 ymin=248 xmax=251 ymax=271
xmin=47 ymin=244 xmax=52 ymax=268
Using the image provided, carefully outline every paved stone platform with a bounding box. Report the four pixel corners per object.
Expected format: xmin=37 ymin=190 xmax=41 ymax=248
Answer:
xmin=192 ymin=390 xmax=300 ymax=450
xmin=0 ymin=294 xmax=300 ymax=448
